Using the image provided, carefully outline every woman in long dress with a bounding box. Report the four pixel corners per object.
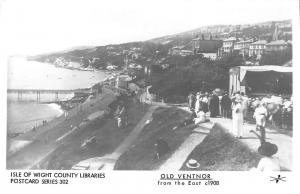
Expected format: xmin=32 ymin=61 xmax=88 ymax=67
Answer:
xmin=232 ymin=98 xmax=244 ymax=138
xmin=194 ymin=93 xmax=201 ymax=113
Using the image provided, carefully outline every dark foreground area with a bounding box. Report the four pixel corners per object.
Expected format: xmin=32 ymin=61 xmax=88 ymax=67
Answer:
xmin=180 ymin=124 xmax=261 ymax=171
xmin=114 ymin=107 xmax=192 ymax=170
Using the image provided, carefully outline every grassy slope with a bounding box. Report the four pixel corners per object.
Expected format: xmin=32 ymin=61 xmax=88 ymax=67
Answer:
xmin=180 ymin=124 xmax=261 ymax=171
xmin=39 ymin=99 xmax=148 ymax=170
xmin=114 ymin=107 xmax=193 ymax=170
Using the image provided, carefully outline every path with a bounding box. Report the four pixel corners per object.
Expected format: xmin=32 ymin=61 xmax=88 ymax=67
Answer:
xmin=159 ymin=122 xmax=214 ymax=170
xmin=71 ymin=105 xmax=158 ymax=170
xmin=210 ymin=117 xmax=292 ymax=171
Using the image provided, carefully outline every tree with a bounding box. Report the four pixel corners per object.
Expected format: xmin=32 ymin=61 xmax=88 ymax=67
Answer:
xmin=148 ymin=56 xmax=229 ymax=102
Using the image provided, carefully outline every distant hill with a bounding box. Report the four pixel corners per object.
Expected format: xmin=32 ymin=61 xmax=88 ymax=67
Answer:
xmin=30 ymin=19 xmax=292 ymax=69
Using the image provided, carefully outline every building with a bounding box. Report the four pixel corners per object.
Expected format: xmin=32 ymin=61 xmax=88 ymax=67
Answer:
xmin=229 ymin=65 xmax=292 ymax=96
xmin=180 ymin=50 xmax=193 ymax=56
xmin=192 ymin=35 xmax=223 ymax=60
xmin=169 ymin=46 xmax=193 ymax=57
xmin=233 ymin=39 xmax=253 ymax=57
xmin=249 ymin=40 xmax=267 ymax=59
xmin=265 ymin=40 xmax=290 ymax=53
xmin=222 ymin=37 xmax=238 ymax=53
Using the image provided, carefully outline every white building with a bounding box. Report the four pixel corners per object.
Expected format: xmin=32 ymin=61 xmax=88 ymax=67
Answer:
xmin=249 ymin=40 xmax=267 ymax=59
xmin=233 ymin=39 xmax=253 ymax=57
xmin=222 ymin=37 xmax=237 ymax=53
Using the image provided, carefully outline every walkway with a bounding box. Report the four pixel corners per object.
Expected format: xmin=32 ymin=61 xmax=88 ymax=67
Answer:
xmin=159 ymin=122 xmax=214 ymax=170
xmin=210 ymin=117 xmax=292 ymax=171
xmin=71 ymin=105 xmax=158 ymax=170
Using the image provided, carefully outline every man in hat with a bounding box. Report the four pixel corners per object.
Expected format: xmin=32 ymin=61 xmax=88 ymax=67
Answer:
xmin=209 ymin=92 xmax=220 ymax=118
xmin=221 ymin=92 xmax=232 ymax=119
xmin=253 ymin=102 xmax=268 ymax=143
xmin=251 ymin=142 xmax=280 ymax=171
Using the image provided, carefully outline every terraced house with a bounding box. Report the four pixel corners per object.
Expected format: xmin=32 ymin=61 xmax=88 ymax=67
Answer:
xmin=249 ymin=40 xmax=267 ymax=59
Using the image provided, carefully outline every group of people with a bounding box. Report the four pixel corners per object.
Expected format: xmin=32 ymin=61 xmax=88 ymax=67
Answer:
xmin=187 ymin=90 xmax=293 ymax=171
xmin=248 ymin=95 xmax=293 ymax=130
xmin=188 ymin=90 xmax=293 ymax=139
xmin=186 ymin=90 xmax=245 ymax=126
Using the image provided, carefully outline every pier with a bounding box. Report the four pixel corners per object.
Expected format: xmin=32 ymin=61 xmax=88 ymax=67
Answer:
xmin=7 ymin=88 xmax=93 ymax=102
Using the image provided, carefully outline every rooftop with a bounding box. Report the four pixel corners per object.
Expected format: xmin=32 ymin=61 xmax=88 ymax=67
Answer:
xmin=235 ymin=39 xmax=253 ymax=44
xmin=251 ymin=40 xmax=267 ymax=45
xmin=266 ymin=40 xmax=289 ymax=46
xmin=223 ymin=37 xmax=237 ymax=42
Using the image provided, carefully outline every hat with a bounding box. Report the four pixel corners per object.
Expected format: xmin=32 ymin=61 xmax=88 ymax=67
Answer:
xmin=258 ymin=142 xmax=278 ymax=157
xmin=235 ymin=97 xmax=242 ymax=103
xmin=186 ymin=159 xmax=200 ymax=169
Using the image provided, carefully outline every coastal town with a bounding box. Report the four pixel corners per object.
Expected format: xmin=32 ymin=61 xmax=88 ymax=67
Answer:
xmin=7 ymin=19 xmax=292 ymax=171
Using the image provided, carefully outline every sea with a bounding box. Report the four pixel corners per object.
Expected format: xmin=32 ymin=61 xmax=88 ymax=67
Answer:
xmin=7 ymin=57 xmax=108 ymax=134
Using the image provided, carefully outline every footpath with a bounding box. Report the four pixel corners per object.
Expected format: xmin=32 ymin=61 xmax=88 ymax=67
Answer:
xmin=7 ymin=88 xmax=116 ymax=169
xmin=209 ymin=117 xmax=292 ymax=171
xmin=133 ymin=92 xmax=292 ymax=171
xmin=71 ymin=105 xmax=158 ymax=170
xmin=144 ymin=92 xmax=292 ymax=171
xmin=159 ymin=122 xmax=214 ymax=170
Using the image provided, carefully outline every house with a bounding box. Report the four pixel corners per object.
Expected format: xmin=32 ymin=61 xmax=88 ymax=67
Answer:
xmin=249 ymin=40 xmax=267 ymax=59
xmin=222 ymin=37 xmax=238 ymax=53
xmin=265 ymin=40 xmax=290 ymax=53
xmin=233 ymin=39 xmax=253 ymax=57
xmin=192 ymin=35 xmax=223 ymax=60
xmin=169 ymin=46 xmax=193 ymax=57
xmin=180 ymin=50 xmax=193 ymax=56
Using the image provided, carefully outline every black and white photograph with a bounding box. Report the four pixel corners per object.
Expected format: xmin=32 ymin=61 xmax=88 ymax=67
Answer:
xmin=1 ymin=2 xmax=299 ymax=193
xmin=2 ymin=0 xmax=296 ymax=173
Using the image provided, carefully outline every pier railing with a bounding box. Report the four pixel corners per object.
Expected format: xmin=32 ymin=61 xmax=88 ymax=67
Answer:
xmin=7 ymin=88 xmax=92 ymax=101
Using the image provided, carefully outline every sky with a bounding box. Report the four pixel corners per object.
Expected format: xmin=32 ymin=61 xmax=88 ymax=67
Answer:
xmin=0 ymin=0 xmax=298 ymax=55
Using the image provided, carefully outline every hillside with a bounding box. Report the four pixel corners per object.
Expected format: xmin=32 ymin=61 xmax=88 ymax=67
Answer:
xmin=30 ymin=19 xmax=292 ymax=68
xmin=28 ymin=19 xmax=292 ymax=101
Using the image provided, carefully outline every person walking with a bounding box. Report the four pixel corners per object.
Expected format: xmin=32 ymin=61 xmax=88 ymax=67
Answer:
xmin=241 ymin=92 xmax=249 ymax=123
xmin=187 ymin=93 xmax=195 ymax=111
xmin=201 ymin=93 xmax=209 ymax=113
xmin=232 ymin=97 xmax=244 ymax=138
xmin=221 ymin=92 xmax=232 ymax=118
xmin=209 ymin=92 xmax=220 ymax=118
xmin=64 ymin=110 xmax=69 ymax=121
xmin=194 ymin=92 xmax=201 ymax=113
xmin=253 ymin=102 xmax=268 ymax=143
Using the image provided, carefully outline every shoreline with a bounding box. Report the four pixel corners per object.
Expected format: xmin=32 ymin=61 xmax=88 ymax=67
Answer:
xmin=7 ymin=59 xmax=117 ymax=138
xmin=7 ymin=86 xmax=119 ymax=165
xmin=30 ymin=59 xmax=123 ymax=74
xmin=7 ymin=71 xmax=120 ymax=140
